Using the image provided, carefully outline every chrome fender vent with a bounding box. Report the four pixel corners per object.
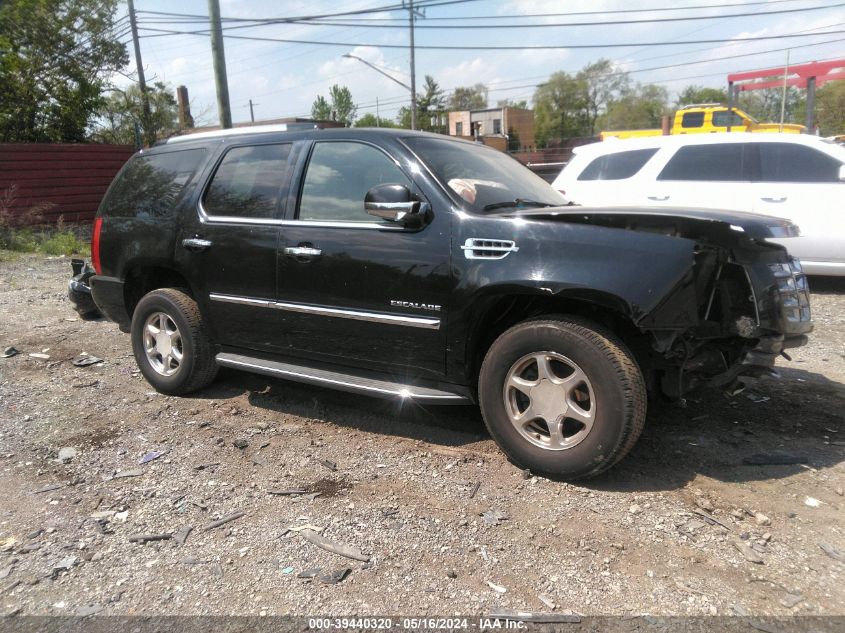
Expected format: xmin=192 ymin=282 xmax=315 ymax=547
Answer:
xmin=461 ymin=238 xmax=519 ymax=260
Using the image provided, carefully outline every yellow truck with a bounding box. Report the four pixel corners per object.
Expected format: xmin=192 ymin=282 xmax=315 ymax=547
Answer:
xmin=601 ymin=104 xmax=806 ymax=140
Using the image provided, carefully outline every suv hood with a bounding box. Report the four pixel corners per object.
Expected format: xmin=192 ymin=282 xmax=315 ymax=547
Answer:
xmin=494 ymin=205 xmax=799 ymax=242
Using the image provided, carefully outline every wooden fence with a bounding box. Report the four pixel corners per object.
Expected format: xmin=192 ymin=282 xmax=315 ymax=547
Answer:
xmin=0 ymin=143 xmax=134 ymax=225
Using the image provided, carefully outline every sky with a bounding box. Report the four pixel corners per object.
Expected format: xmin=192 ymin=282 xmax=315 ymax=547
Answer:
xmin=115 ymin=0 xmax=845 ymax=127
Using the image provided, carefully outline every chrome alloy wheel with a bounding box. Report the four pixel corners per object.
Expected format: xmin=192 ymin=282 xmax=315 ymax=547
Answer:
xmin=143 ymin=311 xmax=183 ymax=377
xmin=503 ymin=351 xmax=596 ymax=450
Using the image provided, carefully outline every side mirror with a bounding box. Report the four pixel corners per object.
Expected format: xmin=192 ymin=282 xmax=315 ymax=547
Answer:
xmin=365 ymin=184 xmax=420 ymax=223
xmin=839 ymin=165 xmax=845 ymax=182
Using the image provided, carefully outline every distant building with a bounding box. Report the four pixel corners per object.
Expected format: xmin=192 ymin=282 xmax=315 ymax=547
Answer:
xmin=448 ymin=106 xmax=535 ymax=152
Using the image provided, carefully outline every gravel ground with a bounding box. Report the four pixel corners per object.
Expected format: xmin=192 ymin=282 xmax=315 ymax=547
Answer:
xmin=0 ymin=254 xmax=843 ymax=618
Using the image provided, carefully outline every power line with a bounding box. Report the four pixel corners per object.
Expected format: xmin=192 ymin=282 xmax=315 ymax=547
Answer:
xmin=137 ymin=26 xmax=845 ymax=49
xmin=268 ymin=3 xmax=845 ymax=30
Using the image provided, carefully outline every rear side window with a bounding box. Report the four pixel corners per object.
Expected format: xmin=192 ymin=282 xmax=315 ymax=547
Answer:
xmin=203 ymin=144 xmax=293 ymax=219
xmin=100 ymin=149 xmax=205 ymax=218
xmin=681 ymin=112 xmax=705 ymax=128
xmin=758 ymin=143 xmax=842 ymax=183
xmin=577 ymin=148 xmax=658 ymax=181
xmin=658 ymin=143 xmax=747 ymax=181
xmin=712 ymin=110 xmax=745 ymax=128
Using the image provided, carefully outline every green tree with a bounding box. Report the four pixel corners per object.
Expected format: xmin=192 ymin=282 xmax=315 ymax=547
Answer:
xmin=497 ymin=99 xmax=529 ymax=109
xmin=0 ymin=0 xmax=128 ymax=142
xmin=603 ymin=84 xmax=670 ymax=131
xmin=311 ymin=95 xmax=331 ymax=121
xmin=533 ymin=71 xmax=588 ymax=146
xmin=449 ymin=83 xmax=488 ymax=111
xmin=739 ymin=86 xmax=805 ymax=124
xmin=354 ymin=113 xmax=396 ymax=128
xmin=93 ymin=82 xmax=179 ymax=145
xmin=311 ymin=85 xmax=357 ymax=126
xmin=396 ymin=75 xmax=446 ymax=131
xmin=808 ymin=81 xmax=845 ymax=135
xmin=675 ymin=85 xmax=729 ymax=107
xmin=328 ymin=84 xmax=357 ymax=126
xmin=577 ymin=59 xmax=630 ymax=135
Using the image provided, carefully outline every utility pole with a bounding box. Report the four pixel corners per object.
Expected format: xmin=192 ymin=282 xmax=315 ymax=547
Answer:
xmin=248 ymin=99 xmax=256 ymax=123
xmin=127 ymin=0 xmax=152 ymax=146
xmin=780 ymin=49 xmax=790 ymax=132
xmin=405 ymin=0 xmax=422 ymax=130
xmin=208 ymin=0 xmax=232 ymax=129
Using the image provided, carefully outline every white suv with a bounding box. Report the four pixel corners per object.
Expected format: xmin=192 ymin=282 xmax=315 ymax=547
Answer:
xmin=552 ymin=133 xmax=845 ymax=275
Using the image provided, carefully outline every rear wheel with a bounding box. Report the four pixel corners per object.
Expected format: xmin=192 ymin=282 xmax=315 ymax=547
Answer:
xmin=131 ymin=288 xmax=218 ymax=395
xmin=478 ymin=317 xmax=646 ymax=479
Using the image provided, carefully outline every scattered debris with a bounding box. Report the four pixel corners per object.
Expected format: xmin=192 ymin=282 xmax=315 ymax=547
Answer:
xmin=297 ymin=568 xmax=321 ymax=579
xmin=51 ymin=556 xmax=77 ymax=577
xmin=695 ymin=497 xmax=715 ymax=512
xmin=0 ymin=566 xmax=13 ymax=580
xmin=318 ymin=568 xmax=351 ymax=584
xmin=111 ymin=469 xmax=143 ymax=480
xmin=629 ymin=504 xmax=643 ymax=515
xmin=57 ymin=447 xmax=77 ymax=463
xmin=193 ymin=462 xmax=219 ymax=471
xmin=285 ymin=525 xmax=324 ymax=533
xmin=481 ymin=510 xmax=509 ymax=526
xmin=173 ymin=526 xmax=193 ymax=546
xmin=128 ymin=533 xmax=172 ymax=544
xmin=317 ymin=459 xmax=337 ymax=472
xmin=212 ymin=563 xmax=224 ymax=579
xmin=32 ymin=483 xmax=64 ymax=495
xmin=233 ymin=439 xmax=248 ymax=450
xmin=780 ymin=593 xmax=804 ymax=608
xmin=468 ymin=481 xmax=480 ymax=499
xmin=203 ymin=511 xmax=245 ymax=531
xmin=139 ymin=451 xmax=165 ymax=465
xmin=743 ymin=453 xmax=808 ymax=466
xmin=28 ymin=352 xmax=50 ymax=360
xmin=754 ymin=513 xmax=772 ymax=527
xmin=1 ymin=347 xmax=19 ymax=358
xmin=267 ymin=489 xmax=307 ymax=496
xmin=692 ymin=510 xmax=731 ymax=530
xmin=486 ymin=580 xmax=507 ymax=593
xmin=2 ymin=580 xmax=20 ymax=594
xmin=446 ymin=570 xmax=457 ymax=579
xmin=299 ymin=529 xmax=370 ymax=562
xmin=281 ymin=566 xmax=295 ymax=575
xmin=804 ymin=496 xmax=822 ymax=508
xmin=734 ymin=540 xmax=764 ymax=564
xmin=76 ymin=604 xmax=103 ymax=617
xmin=72 ymin=355 xmax=103 ymax=367
xmin=537 ymin=595 xmax=555 ymax=610
xmin=819 ymin=543 xmax=845 ymax=563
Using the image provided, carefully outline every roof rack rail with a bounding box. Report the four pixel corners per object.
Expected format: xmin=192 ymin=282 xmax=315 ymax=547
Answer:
xmin=165 ymin=122 xmax=321 ymax=144
xmin=677 ymin=103 xmax=725 ymax=110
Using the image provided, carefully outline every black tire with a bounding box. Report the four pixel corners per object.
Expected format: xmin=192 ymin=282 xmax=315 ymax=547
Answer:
xmin=478 ymin=316 xmax=646 ymax=479
xmin=130 ymin=288 xmax=218 ymax=395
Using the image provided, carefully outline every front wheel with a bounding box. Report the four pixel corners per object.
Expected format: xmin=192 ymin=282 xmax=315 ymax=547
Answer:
xmin=130 ymin=288 xmax=218 ymax=395
xmin=478 ymin=317 xmax=646 ymax=479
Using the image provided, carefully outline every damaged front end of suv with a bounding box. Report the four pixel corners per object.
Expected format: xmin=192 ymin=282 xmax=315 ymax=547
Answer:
xmin=510 ymin=207 xmax=813 ymax=399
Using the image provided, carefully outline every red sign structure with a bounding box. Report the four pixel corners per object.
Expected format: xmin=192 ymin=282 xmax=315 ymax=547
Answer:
xmin=727 ymin=59 xmax=845 ymax=132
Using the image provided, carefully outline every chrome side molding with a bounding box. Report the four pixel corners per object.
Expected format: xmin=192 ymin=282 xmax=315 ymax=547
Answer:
xmin=209 ymin=293 xmax=440 ymax=330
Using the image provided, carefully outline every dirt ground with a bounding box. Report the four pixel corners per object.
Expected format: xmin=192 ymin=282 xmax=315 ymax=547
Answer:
xmin=0 ymin=254 xmax=843 ymax=619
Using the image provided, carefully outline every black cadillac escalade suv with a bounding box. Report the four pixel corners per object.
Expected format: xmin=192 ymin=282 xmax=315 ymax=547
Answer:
xmin=87 ymin=126 xmax=812 ymax=479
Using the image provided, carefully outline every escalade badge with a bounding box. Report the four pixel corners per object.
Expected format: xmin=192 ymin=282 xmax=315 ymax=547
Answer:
xmin=391 ymin=300 xmax=441 ymax=312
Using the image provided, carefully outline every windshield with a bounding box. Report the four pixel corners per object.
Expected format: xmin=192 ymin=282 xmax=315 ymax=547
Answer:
xmin=403 ymin=136 xmax=567 ymax=212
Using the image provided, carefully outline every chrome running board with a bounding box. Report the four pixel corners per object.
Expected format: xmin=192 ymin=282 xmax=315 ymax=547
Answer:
xmin=215 ymin=353 xmax=471 ymax=404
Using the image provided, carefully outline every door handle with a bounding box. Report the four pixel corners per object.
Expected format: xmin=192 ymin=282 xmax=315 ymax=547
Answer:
xmin=647 ymin=195 xmax=670 ymax=201
xmin=284 ymin=246 xmax=322 ymax=257
xmin=761 ymin=197 xmax=787 ymax=203
xmin=182 ymin=237 xmax=212 ymax=251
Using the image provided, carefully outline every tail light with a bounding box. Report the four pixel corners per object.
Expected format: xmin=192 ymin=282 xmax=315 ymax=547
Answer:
xmin=91 ymin=217 xmax=103 ymax=275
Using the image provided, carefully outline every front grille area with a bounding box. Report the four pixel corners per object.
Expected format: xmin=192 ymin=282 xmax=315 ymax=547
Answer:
xmin=770 ymin=259 xmax=811 ymax=324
